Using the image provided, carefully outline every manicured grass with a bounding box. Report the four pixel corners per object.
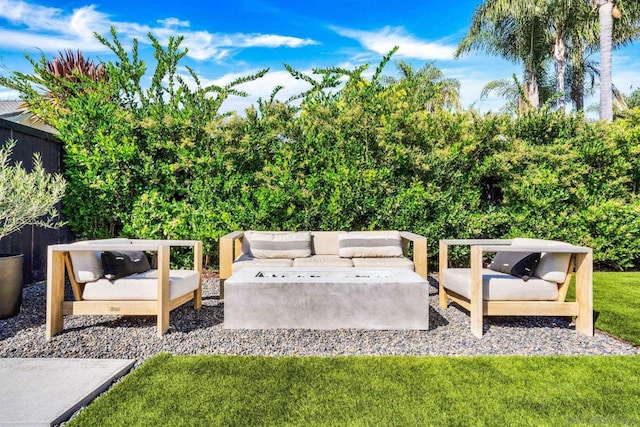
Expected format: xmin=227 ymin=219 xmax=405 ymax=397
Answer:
xmin=567 ymin=272 xmax=640 ymax=345
xmin=69 ymin=353 xmax=640 ymax=426
xmin=68 ymin=272 xmax=640 ymax=426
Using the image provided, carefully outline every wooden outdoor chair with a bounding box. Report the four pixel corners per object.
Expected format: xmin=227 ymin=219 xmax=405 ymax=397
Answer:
xmin=46 ymin=238 xmax=202 ymax=340
xmin=438 ymin=238 xmax=593 ymax=338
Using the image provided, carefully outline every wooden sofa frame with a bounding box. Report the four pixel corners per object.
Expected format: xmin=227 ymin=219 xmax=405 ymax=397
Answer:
xmin=46 ymin=239 xmax=203 ymax=340
xmin=219 ymin=231 xmax=428 ymax=299
xmin=438 ymin=239 xmax=593 ymax=338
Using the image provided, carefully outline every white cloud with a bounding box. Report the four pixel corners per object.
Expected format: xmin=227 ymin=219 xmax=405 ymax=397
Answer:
xmin=0 ymin=0 xmax=318 ymax=61
xmin=0 ymin=0 xmax=68 ymax=32
xmin=157 ymin=17 xmax=190 ymax=28
xmin=0 ymin=1 xmax=110 ymax=51
xmin=239 ymin=34 xmax=317 ymax=48
xmin=0 ymin=28 xmax=106 ymax=51
xmin=332 ymin=25 xmax=455 ymax=60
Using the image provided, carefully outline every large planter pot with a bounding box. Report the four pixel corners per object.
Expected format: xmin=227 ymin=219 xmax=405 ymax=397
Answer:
xmin=0 ymin=254 xmax=23 ymax=320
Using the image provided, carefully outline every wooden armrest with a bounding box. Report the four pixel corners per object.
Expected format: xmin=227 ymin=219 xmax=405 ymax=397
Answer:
xmin=220 ymin=231 xmax=245 ymax=240
xmin=399 ymin=231 xmax=426 ymax=242
xmin=50 ymin=239 xmax=201 ymax=252
xmin=399 ymin=232 xmax=427 ymax=279
xmin=477 ymin=244 xmax=591 ymax=254
xmin=440 ymin=239 xmax=512 ymax=246
xmin=220 ymin=231 xmax=245 ymax=280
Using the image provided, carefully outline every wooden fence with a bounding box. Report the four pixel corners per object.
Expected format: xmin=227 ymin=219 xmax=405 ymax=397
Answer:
xmin=1 ymin=117 xmax=74 ymax=284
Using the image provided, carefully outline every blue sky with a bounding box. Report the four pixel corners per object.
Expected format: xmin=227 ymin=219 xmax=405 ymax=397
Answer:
xmin=1 ymin=0 xmax=639 ymax=113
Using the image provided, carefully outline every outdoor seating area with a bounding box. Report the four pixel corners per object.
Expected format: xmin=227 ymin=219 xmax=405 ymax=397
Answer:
xmin=46 ymin=238 xmax=203 ymax=340
xmin=3 ymin=0 xmax=640 ymax=424
xmin=2 ymin=248 xmax=637 ymax=426
xmin=41 ymin=233 xmax=596 ymax=339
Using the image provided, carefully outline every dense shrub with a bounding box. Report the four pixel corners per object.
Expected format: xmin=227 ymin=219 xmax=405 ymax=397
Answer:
xmin=2 ymin=32 xmax=639 ymax=270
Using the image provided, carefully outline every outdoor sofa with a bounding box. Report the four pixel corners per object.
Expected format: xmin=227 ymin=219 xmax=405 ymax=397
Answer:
xmin=438 ymin=238 xmax=593 ymax=337
xmin=219 ymin=230 xmax=428 ymax=298
xmin=46 ymin=238 xmax=202 ymax=340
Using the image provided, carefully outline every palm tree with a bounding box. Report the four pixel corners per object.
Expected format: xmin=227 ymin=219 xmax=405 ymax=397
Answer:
xmin=595 ymin=0 xmax=616 ymax=121
xmin=589 ymin=0 xmax=640 ymax=120
xmin=481 ymin=72 xmax=556 ymax=115
xmin=389 ymin=61 xmax=461 ymax=112
xmin=458 ymin=0 xmax=640 ymax=116
xmin=479 ymin=75 xmax=523 ymax=115
xmin=547 ymin=0 xmax=598 ymax=111
xmin=456 ymin=0 xmax=551 ymax=109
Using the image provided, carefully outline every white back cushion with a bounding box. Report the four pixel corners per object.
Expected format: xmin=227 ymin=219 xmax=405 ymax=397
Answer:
xmin=243 ymin=231 xmax=312 ymax=259
xmin=338 ymin=231 xmax=403 ymax=258
xmin=69 ymin=238 xmax=132 ymax=283
xmin=310 ymin=231 xmax=340 ymax=255
xmin=69 ymin=247 xmax=103 ymax=283
xmin=511 ymin=238 xmax=573 ymax=283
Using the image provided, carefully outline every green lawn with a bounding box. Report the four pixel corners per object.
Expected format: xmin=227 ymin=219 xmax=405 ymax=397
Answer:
xmin=69 ymin=353 xmax=640 ymax=426
xmin=68 ymin=272 xmax=640 ymax=426
xmin=567 ymin=272 xmax=640 ymax=346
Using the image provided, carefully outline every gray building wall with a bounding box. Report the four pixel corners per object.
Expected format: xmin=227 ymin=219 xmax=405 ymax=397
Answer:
xmin=1 ymin=116 xmax=74 ymax=284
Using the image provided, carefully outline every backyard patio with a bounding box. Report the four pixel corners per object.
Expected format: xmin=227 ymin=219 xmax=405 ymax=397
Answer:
xmin=1 ymin=270 xmax=639 ymax=425
xmin=1 ymin=274 xmax=636 ymax=361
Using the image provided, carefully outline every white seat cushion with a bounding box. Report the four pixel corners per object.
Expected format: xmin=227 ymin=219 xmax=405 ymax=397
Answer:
xmin=351 ymin=257 xmax=415 ymax=270
xmin=292 ymin=255 xmax=354 ymax=267
xmin=82 ymin=269 xmax=199 ymax=301
xmin=232 ymin=254 xmax=293 ymax=273
xmin=442 ymin=268 xmax=559 ymax=301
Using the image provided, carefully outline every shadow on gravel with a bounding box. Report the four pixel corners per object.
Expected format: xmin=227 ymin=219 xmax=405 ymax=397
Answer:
xmin=57 ymin=303 xmax=225 ymax=337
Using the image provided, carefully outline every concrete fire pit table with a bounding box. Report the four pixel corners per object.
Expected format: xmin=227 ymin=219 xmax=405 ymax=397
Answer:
xmin=223 ymin=267 xmax=429 ymax=330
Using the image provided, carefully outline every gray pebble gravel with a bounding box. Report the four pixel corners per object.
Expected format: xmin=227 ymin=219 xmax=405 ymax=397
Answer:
xmin=1 ymin=276 xmax=637 ymax=363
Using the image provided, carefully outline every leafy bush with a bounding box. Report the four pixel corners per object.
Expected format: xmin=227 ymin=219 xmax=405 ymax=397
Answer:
xmin=0 ymin=140 xmax=66 ymax=240
xmin=2 ymin=31 xmax=639 ymax=270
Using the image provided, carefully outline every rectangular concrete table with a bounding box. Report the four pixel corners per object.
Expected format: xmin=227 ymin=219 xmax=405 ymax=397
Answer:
xmin=224 ymin=267 xmax=429 ymax=329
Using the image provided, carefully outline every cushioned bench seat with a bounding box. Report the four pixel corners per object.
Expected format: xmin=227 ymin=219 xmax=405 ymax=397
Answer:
xmin=292 ymin=255 xmax=355 ymax=268
xmin=220 ymin=230 xmax=428 ymax=299
xmin=441 ymin=268 xmax=559 ymax=301
xmin=351 ymin=257 xmax=415 ymax=269
xmin=82 ymin=269 xmax=200 ymax=301
xmin=232 ymin=254 xmax=295 ymax=272
xmin=232 ymin=255 xmax=416 ymax=272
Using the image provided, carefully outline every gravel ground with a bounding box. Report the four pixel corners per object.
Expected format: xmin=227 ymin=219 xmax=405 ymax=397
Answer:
xmin=1 ymin=275 xmax=637 ymax=362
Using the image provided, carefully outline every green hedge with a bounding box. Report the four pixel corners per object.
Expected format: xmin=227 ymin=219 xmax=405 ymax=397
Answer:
xmin=3 ymin=31 xmax=639 ymax=270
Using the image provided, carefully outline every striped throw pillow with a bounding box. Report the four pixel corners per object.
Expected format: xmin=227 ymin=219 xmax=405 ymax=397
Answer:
xmin=246 ymin=231 xmax=312 ymax=259
xmin=338 ymin=231 xmax=404 ymax=258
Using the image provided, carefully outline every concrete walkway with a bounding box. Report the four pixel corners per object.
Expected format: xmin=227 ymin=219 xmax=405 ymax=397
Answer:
xmin=0 ymin=358 xmax=134 ymax=426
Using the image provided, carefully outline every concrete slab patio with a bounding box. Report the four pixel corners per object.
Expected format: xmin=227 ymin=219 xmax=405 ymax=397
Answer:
xmin=0 ymin=358 xmax=134 ymax=426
